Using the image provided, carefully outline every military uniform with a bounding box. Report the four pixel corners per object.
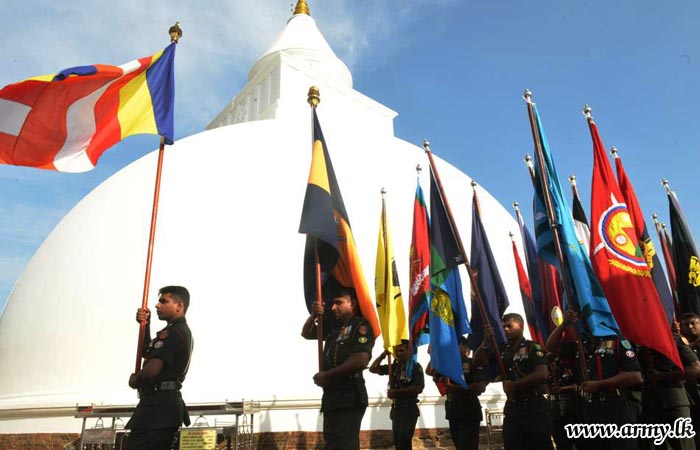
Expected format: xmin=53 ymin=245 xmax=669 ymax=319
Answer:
xmin=584 ymin=336 xmax=642 ymax=450
xmin=639 ymin=335 xmax=697 ymax=450
xmin=685 ymin=340 xmax=700 ymax=450
xmin=321 ymin=316 xmax=375 ymax=450
xmin=498 ymin=339 xmax=553 ymax=450
xmin=548 ymin=353 xmax=578 ymax=450
xmin=376 ymin=360 xmax=424 ymax=450
xmin=442 ymin=356 xmax=485 ymax=450
xmin=126 ymin=317 xmax=193 ymax=450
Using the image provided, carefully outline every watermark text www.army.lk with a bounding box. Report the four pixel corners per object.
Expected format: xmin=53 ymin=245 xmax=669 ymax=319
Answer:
xmin=565 ymin=418 xmax=695 ymax=445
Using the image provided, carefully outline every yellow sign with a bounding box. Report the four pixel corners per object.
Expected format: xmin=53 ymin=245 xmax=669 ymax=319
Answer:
xmin=179 ymin=428 xmax=216 ymax=450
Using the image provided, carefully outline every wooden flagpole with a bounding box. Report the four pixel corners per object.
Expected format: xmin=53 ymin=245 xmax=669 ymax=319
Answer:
xmin=522 ymin=90 xmax=589 ymax=381
xmin=134 ymin=23 xmax=182 ymax=374
xmin=423 ymin=142 xmax=508 ymax=381
xmin=307 ymin=86 xmax=325 ymax=371
xmin=381 ymin=188 xmax=394 ymax=381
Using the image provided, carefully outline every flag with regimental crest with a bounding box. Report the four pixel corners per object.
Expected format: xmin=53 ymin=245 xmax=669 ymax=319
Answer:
xmin=667 ymin=187 xmax=700 ymax=315
xmin=588 ymin=115 xmax=680 ymax=369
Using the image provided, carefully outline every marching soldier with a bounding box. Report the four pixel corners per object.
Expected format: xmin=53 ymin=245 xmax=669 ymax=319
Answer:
xmin=547 ymin=310 xmax=643 ymax=450
xmin=301 ymin=287 xmax=375 ymax=450
xmin=428 ymin=336 xmax=486 ymax=450
xmin=477 ymin=313 xmax=553 ymax=450
xmin=638 ymin=326 xmax=699 ymax=450
xmin=369 ymin=340 xmax=424 ymax=450
xmin=126 ymin=286 xmax=193 ymax=450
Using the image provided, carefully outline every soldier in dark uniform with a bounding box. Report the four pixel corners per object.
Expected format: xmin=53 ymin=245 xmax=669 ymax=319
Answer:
xmin=428 ymin=336 xmax=486 ymax=450
xmin=126 ymin=286 xmax=193 ymax=450
xmin=477 ymin=313 xmax=553 ymax=450
xmin=301 ymin=288 xmax=375 ymax=450
xmin=547 ymin=310 xmax=643 ymax=450
xmin=638 ymin=329 xmax=699 ymax=450
xmin=369 ymin=340 xmax=425 ymax=450
xmin=681 ymin=313 xmax=700 ymax=449
xmin=546 ymin=350 xmax=582 ymax=450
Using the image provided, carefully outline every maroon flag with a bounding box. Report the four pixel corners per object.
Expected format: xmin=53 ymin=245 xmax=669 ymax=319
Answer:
xmin=587 ymin=115 xmax=681 ymax=369
xmin=511 ymin=239 xmax=544 ymax=345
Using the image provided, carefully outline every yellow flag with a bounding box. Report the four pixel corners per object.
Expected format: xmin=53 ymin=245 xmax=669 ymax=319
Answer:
xmin=375 ymin=196 xmax=408 ymax=352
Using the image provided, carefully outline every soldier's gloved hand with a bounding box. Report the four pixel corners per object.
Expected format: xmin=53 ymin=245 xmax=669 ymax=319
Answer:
xmin=136 ymin=308 xmax=151 ymax=323
xmin=313 ymin=371 xmax=330 ymax=387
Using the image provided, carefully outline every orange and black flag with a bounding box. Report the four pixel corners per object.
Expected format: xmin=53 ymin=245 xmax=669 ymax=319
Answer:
xmin=298 ymin=109 xmax=381 ymax=337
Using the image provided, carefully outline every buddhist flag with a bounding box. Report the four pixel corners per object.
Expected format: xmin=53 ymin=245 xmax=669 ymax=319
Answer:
xmin=614 ymin=153 xmax=675 ymax=324
xmin=375 ymin=193 xmax=408 ymax=352
xmin=428 ymin=164 xmax=471 ymax=387
xmin=667 ymin=188 xmax=700 ymax=315
xmin=530 ymin=102 xmax=619 ymax=337
xmin=298 ymin=109 xmax=380 ymax=336
xmin=407 ymin=180 xmax=431 ymax=373
xmin=588 ymin=117 xmax=680 ymax=368
xmin=467 ymin=189 xmax=508 ymax=349
xmin=0 ymin=43 xmax=176 ymax=172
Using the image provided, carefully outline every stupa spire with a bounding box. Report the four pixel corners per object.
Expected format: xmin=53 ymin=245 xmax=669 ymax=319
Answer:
xmin=294 ymin=0 xmax=310 ymax=15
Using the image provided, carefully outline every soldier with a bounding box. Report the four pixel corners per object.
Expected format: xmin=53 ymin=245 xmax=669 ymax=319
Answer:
xmin=681 ymin=313 xmax=700 ymax=449
xmin=547 ymin=310 xmax=643 ymax=450
xmin=476 ymin=313 xmax=553 ymax=450
xmin=546 ymin=350 xmax=582 ymax=450
xmin=427 ymin=336 xmax=486 ymax=450
xmin=369 ymin=340 xmax=425 ymax=450
xmin=126 ymin=286 xmax=193 ymax=450
xmin=301 ymin=288 xmax=375 ymax=450
xmin=638 ymin=326 xmax=700 ymax=450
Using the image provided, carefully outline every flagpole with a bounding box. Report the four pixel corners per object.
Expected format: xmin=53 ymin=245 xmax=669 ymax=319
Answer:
xmin=568 ymin=173 xmax=580 ymax=200
xmin=307 ymin=86 xmax=325 ymax=371
xmin=422 ymin=141 xmax=507 ymax=380
xmin=134 ymin=24 xmax=182 ymax=374
xmin=653 ymin=212 xmax=678 ymax=302
xmin=523 ymin=90 xmax=589 ymax=381
xmin=381 ymin=188 xmax=394 ymax=381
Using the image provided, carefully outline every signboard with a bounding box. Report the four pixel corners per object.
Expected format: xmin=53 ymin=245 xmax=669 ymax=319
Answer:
xmin=179 ymin=428 xmax=217 ymax=450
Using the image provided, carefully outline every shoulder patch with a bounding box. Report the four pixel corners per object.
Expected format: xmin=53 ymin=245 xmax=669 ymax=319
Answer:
xmin=625 ymin=350 xmax=636 ymax=359
xmin=157 ymin=330 xmax=169 ymax=339
xmin=621 ymin=340 xmax=631 ymax=350
xmin=154 ymin=340 xmax=164 ymax=349
xmin=532 ymin=343 xmax=542 ymax=351
xmin=536 ymin=350 xmax=544 ymax=357
xmin=358 ymin=336 xmax=368 ymax=344
xmin=358 ymin=325 xmax=368 ymax=336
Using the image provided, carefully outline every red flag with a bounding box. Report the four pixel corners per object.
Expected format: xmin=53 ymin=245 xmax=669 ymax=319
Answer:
xmin=587 ymin=117 xmax=681 ymax=369
xmin=511 ymin=240 xmax=544 ymax=345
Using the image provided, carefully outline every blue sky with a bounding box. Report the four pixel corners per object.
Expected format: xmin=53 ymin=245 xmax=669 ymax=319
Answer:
xmin=1 ymin=0 xmax=698 ymax=311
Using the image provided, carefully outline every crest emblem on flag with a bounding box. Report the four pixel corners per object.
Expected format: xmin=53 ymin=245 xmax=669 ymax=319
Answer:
xmin=596 ymin=203 xmax=648 ymax=272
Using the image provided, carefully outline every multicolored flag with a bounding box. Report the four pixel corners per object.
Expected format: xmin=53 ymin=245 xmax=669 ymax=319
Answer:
xmin=530 ymin=102 xmax=619 ymax=337
xmin=514 ymin=204 xmax=561 ymax=338
xmin=614 ymin=152 xmax=675 ymax=324
xmin=653 ymin=215 xmax=679 ymax=307
xmin=587 ymin=117 xmax=680 ymax=368
xmin=511 ymin=237 xmax=544 ymax=345
xmin=428 ymin=164 xmax=471 ymax=387
xmin=375 ymin=193 xmax=408 ymax=352
xmin=407 ymin=180 xmax=431 ymax=373
xmin=570 ymin=176 xmax=591 ymax=252
xmin=467 ymin=189 xmax=508 ymax=349
xmin=0 ymin=43 xmax=176 ymax=172
xmin=298 ymin=109 xmax=380 ymax=337
xmin=667 ymin=187 xmax=700 ymax=315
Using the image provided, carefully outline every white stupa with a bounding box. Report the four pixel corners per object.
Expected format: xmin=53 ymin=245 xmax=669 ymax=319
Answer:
xmin=0 ymin=1 xmax=528 ymax=435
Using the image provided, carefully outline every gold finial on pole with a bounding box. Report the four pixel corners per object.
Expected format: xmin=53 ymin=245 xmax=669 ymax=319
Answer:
xmin=509 ymin=231 xmax=515 ymax=241
xmin=512 ymin=201 xmax=520 ymax=211
xmin=652 ymin=212 xmax=659 ymax=224
xmin=662 ymin=178 xmax=671 ymax=193
xmin=294 ymin=0 xmax=310 ymax=15
xmin=569 ymin=173 xmax=577 ymax=186
xmin=661 ymin=222 xmax=668 ymax=231
xmin=583 ymin=104 xmax=593 ymax=120
xmin=523 ymin=153 xmax=533 ymax=168
xmin=523 ymin=89 xmax=533 ymax=103
xmin=422 ymin=139 xmax=431 ymax=153
xmin=307 ymin=86 xmax=320 ymax=108
xmin=471 ymin=180 xmax=477 ymax=188
xmin=610 ymin=146 xmax=619 ymax=158
xmin=169 ymin=22 xmax=183 ymax=43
